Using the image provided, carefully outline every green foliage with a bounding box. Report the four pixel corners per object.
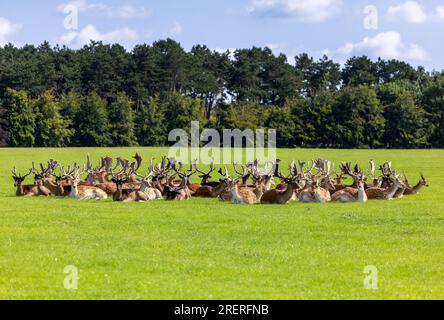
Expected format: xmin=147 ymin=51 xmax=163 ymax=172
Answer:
xmin=136 ymin=96 xmax=167 ymax=146
xmin=0 ymin=40 xmax=441 ymax=148
xmin=378 ymin=81 xmax=429 ymax=148
xmin=75 ymin=92 xmax=111 ymax=147
xmin=331 ymin=85 xmax=385 ymax=148
xmin=219 ymin=101 xmax=268 ymax=131
xmin=33 ymin=91 xmax=73 ymax=147
xmin=108 ymin=92 xmax=138 ymax=146
xmin=421 ymin=74 xmax=444 ymax=147
xmin=163 ymin=92 xmax=205 ymax=133
xmin=3 ymin=88 xmax=35 ymax=147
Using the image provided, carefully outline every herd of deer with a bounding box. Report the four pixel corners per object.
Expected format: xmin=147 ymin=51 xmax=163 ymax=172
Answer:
xmin=11 ymin=154 xmax=429 ymax=204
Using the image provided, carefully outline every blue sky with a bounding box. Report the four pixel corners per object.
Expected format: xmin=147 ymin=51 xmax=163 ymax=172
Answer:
xmin=1 ymin=0 xmax=443 ymax=70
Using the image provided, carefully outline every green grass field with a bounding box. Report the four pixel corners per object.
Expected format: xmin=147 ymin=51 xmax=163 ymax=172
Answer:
xmin=0 ymin=148 xmax=443 ymax=300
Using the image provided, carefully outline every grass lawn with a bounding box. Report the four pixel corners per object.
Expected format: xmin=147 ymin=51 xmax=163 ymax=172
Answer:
xmin=0 ymin=148 xmax=443 ymax=300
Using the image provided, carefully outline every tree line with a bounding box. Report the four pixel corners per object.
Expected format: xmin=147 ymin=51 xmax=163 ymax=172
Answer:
xmin=0 ymin=39 xmax=442 ymax=148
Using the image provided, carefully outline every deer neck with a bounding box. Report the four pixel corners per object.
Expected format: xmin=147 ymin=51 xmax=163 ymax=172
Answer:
xmin=114 ymin=185 xmax=123 ymax=201
xmin=283 ymin=183 xmax=296 ymax=200
xmin=211 ymin=181 xmax=228 ymax=197
xmin=410 ymin=181 xmax=424 ymax=195
xmin=384 ymin=183 xmax=400 ymax=199
xmin=231 ymin=184 xmax=242 ymax=201
xmin=86 ymin=173 xmax=96 ymax=185
xmin=98 ymin=172 xmax=109 ymax=183
xmin=70 ymin=182 xmax=79 ymax=197
xmin=263 ymin=176 xmax=274 ymax=191
xmin=254 ymin=183 xmax=264 ymax=200
xmin=357 ymin=187 xmax=367 ymax=202
xmin=16 ymin=183 xmax=24 ymax=196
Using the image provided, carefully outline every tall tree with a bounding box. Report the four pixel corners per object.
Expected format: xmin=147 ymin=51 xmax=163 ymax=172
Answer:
xmin=189 ymin=45 xmax=230 ymax=118
xmin=108 ymin=92 xmax=138 ymax=146
xmin=136 ymin=95 xmax=167 ymax=146
xmin=331 ymin=85 xmax=385 ymax=148
xmin=342 ymin=56 xmax=379 ymax=86
xmin=421 ymin=73 xmax=444 ymax=147
xmin=3 ymin=88 xmax=35 ymax=147
xmin=33 ymin=91 xmax=73 ymax=147
xmin=163 ymin=92 xmax=205 ymax=134
xmin=378 ymin=81 xmax=429 ymax=148
xmin=75 ymin=92 xmax=111 ymax=146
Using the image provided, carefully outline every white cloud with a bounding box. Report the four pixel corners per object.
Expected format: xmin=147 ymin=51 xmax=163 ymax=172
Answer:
xmin=58 ymin=0 xmax=106 ymax=13
xmin=166 ymin=23 xmax=183 ymax=37
xmin=0 ymin=17 xmax=21 ymax=46
xmin=329 ymin=31 xmax=428 ymax=62
xmin=248 ymin=0 xmax=343 ymax=23
xmin=434 ymin=5 xmax=444 ymax=21
xmin=387 ymin=1 xmax=427 ymax=24
xmin=58 ymin=0 xmax=149 ymax=19
xmin=59 ymin=24 xmax=139 ymax=48
xmin=116 ymin=5 xmax=150 ymax=19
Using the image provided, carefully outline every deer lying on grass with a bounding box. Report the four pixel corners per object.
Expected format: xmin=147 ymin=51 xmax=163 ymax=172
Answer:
xmin=164 ymin=176 xmax=192 ymax=201
xmin=227 ymin=178 xmax=257 ymax=205
xmin=195 ymin=167 xmax=231 ymax=198
xmin=331 ymin=175 xmax=368 ymax=203
xmin=62 ymin=164 xmax=108 ymax=200
xmin=365 ymin=172 xmax=406 ymax=200
xmin=219 ymin=160 xmax=275 ymax=202
xmin=260 ymin=162 xmax=299 ymax=204
xmin=132 ymin=162 xmax=164 ymax=201
xmin=12 ymin=167 xmax=51 ymax=197
xmin=403 ymin=174 xmax=429 ymax=195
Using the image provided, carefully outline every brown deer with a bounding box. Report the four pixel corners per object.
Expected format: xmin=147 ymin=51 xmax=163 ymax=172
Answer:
xmin=31 ymin=160 xmax=66 ymax=196
xmin=365 ymin=172 xmax=406 ymax=200
xmin=12 ymin=167 xmax=51 ymax=197
xmin=260 ymin=165 xmax=299 ymax=204
xmin=403 ymin=174 xmax=429 ymax=195
xmin=331 ymin=176 xmax=368 ymax=203
xmin=164 ymin=176 xmax=192 ymax=201
xmin=195 ymin=166 xmax=230 ymax=198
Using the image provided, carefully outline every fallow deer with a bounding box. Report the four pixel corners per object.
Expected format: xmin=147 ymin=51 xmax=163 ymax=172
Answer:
xmin=12 ymin=167 xmax=51 ymax=197
xmin=331 ymin=176 xmax=368 ymax=203
xmin=62 ymin=164 xmax=108 ymax=200
xmin=403 ymin=174 xmax=429 ymax=195
xmin=227 ymin=178 xmax=257 ymax=205
xmin=365 ymin=172 xmax=406 ymax=200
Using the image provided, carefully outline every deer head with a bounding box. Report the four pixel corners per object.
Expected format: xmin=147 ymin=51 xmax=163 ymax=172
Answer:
xmin=11 ymin=167 xmax=32 ymax=187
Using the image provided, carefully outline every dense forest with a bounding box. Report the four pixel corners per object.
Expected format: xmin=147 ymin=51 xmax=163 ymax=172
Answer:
xmin=0 ymin=39 xmax=443 ymax=148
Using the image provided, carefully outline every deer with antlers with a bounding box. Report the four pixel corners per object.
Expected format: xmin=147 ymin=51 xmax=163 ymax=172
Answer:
xmin=131 ymin=159 xmax=164 ymax=201
xmin=12 ymin=167 xmax=51 ymax=197
xmin=403 ymin=173 xmax=429 ymax=195
xmin=62 ymin=164 xmax=108 ymax=200
xmin=260 ymin=160 xmax=300 ymax=204
xmin=33 ymin=160 xmax=70 ymax=197
xmin=331 ymin=174 xmax=368 ymax=203
xmin=365 ymin=171 xmax=406 ymax=200
xmin=164 ymin=176 xmax=192 ymax=201
xmin=195 ymin=166 xmax=231 ymax=198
